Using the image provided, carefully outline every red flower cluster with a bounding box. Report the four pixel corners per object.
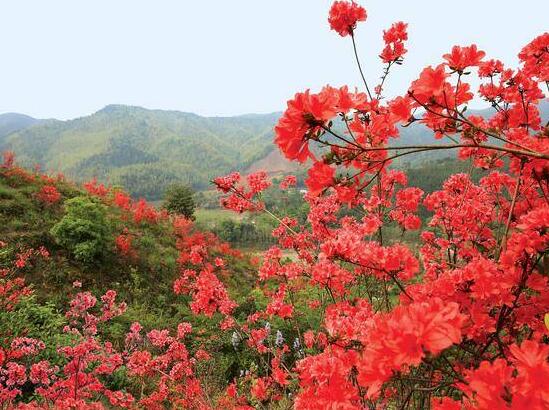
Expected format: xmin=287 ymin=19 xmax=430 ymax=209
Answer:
xmin=443 ymin=44 xmax=486 ymax=72
xmin=274 ymin=86 xmax=367 ymax=162
xmin=328 ymin=1 xmax=367 ymax=37
xmin=113 ymin=191 xmax=132 ymax=210
xmin=433 ymin=340 xmax=549 ymax=409
xmin=518 ymin=32 xmax=549 ymax=81
xmin=115 ymin=230 xmax=135 ymax=257
xmin=213 ymin=171 xmax=273 ymax=212
xmin=279 ymin=174 xmax=297 ymax=189
xmin=305 ymin=161 xmax=335 ymax=196
xmin=1 ymin=151 xmax=15 ymax=169
xmin=82 ymin=180 xmax=168 ymax=226
xmin=83 ymin=177 xmax=109 ymax=197
xmin=132 ymin=198 xmax=160 ymax=224
xmin=37 ymin=184 xmax=61 ymax=204
xmin=380 ymin=21 xmax=408 ymax=63
xmin=171 ymin=215 xmax=239 ymax=319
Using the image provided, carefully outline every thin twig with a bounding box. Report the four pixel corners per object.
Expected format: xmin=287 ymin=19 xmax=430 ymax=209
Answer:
xmin=351 ymin=32 xmax=373 ymax=100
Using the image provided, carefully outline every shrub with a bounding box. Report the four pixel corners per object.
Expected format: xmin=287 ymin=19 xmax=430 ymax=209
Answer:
xmin=162 ymin=183 xmax=196 ymax=220
xmin=50 ymin=196 xmax=112 ymax=263
xmin=36 ymin=185 xmax=61 ymax=205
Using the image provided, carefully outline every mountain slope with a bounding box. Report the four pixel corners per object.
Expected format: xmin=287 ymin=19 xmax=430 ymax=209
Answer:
xmin=2 ymin=101 xmax=547 ymax=199
xmin=1 ymin=106 xmax=279 ymax=198
xmin=0 ymin=113 xmax=41 ymax=138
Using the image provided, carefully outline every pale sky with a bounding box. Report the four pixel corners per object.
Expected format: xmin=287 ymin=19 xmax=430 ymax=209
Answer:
xmin=1 ymin=0 xmax=547 ymax=120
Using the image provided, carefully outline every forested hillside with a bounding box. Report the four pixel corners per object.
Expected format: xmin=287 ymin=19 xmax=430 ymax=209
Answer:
xmin=0 ymin=113 xmax=42 ymax=137
xmin=3 ymin=102 xmax=546 ymax=200
xmin=0 ymin=106 xmax=278 ymax=198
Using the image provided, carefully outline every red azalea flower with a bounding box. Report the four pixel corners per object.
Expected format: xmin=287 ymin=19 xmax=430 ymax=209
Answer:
xmin=388 ymin=96 xmax=412 ymax=122
xmin=409 ymin=64 xmax=448 ymax=101
xmin=380 ymin=21 xmax=408 ymax=63
xmin=518 ymin=32 xmax=549 ymax=81
xmin=443 ymin=44 xmax=486 ymax=71
xmin=328 ymin=1 xmax=367 ymax=37
xmin=305 ymin=162 xmax=335 ymax=196
xmin=37 ymin=185 xmax=61 ymax=204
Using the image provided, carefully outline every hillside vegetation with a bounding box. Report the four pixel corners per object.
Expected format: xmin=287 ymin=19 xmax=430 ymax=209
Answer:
xmin=0 ymin=157 xmax=256 ymax=334
xmin=0 ymin=106 xmax=279 ymax=199
xmin=4 ymin=102 xmax=546 ymax=200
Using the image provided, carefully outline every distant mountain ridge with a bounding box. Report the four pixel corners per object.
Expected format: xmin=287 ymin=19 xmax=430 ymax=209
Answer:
xmin=0 ymin=113 xmax=43 ymax=137
xmin=0 ymin=105 xmax=280 ymax=199
xmin=1 ymin=101 xmax=547 ymax=199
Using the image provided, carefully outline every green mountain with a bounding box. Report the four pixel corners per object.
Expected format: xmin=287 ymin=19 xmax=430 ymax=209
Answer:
xmin=1 ymin=101 xmax=547 ymax=200
xmin=0 ymin=112 xmax=42 ymax=137
xmin=0 ymin=106 xmax=279 ymax=199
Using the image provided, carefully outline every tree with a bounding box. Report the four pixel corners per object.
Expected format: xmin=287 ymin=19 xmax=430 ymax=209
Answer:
xmin=162 ymin=183 xmax=196 ymax=220
xmin=50 ymin=196 xmax=112 ymax=263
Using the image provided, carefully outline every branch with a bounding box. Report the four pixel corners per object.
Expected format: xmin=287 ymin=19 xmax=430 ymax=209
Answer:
xmin=351 ymin=32 xmax=373 ymax=100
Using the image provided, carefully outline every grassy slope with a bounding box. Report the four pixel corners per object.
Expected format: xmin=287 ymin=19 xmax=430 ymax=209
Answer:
xmin=0 ymin=164 xmax=256 ymax=335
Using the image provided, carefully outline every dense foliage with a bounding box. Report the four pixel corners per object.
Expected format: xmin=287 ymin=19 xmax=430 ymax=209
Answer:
xmin=162 ymin=184 xmax=197 ymax=220
xmin=50 ymin=197 xmax=112 ymax=264
xmin=3 ymin=104 xmax=542 ymax=202
xmin=0 ymin=107 xmax=280 ymax=199
xmin=1 ymin=1 xmax=548 ymax=409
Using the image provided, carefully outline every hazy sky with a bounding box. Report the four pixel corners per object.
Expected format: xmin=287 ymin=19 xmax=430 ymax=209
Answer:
xmin=1 ymin=0 xmax=547 ymax=120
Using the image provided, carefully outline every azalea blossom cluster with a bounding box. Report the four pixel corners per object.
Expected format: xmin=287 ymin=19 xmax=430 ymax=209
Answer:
xmin=172 ymin=215 xmax=239 ymax=318
xmin=115 ymin=230 xmax=136 ymax=258
xmin=36 ymin=185 xmax=61 ymax=205
xmin=0 ymin=245 xmax=212 ymax=409
xmin=328 ymin=0 xmax=367 ymax=37
xmin=0 ymin=245 xmax=47 ymax=312
xmin=84 ymin=179 xmax=169 ymax=225
xmin=212 ymin=171 xmax=271 ymax=213
xmin=1 ymin=154 xmax=66 ymax=189
xmin=1 ymin=0 xmax=548 ymax=408
xmin=212 ymin=1 xmax=549 ymax=408
xmin=1 ymin=151 xmax=15 ymax=169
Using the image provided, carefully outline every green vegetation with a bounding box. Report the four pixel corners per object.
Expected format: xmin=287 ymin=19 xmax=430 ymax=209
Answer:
xmin=0 ymin=166 xmax=256 ymax=331
xmin=4 ymin=102 xmax=544 ymax=200
xmin=0 ymin=106 xmax=279 ymax=199
xmin=162 ymin=183 xmax=196 ymax=219
xmin=50 ymin=196 xmax=112 ymax=263
xmin=194 ymin=208 xmax=240 ymax=227
xmin=195 ymin=208 xmax=275 ymax=249
xmin=0 ymin=165 xmax=264 ymax=400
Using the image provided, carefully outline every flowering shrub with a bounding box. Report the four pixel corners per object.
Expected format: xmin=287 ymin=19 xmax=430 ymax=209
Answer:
xmin=132 ymin=198 xmax=162 ymax=225
xmin=115 ymin=230 xmax=135 ymax=258
xmin=1 ymin=1 xmax=548 ymax=408
xmin=36 ymin=185 xmax=61 ymax=205
xmin=83 ymin=178 xmax=109 ymax=198
xmin=213 ymin=1 xmax=549 ymax=408
xmin=172 ymin=215 xmax=238 ymax=318
xmin=0 ymin=244 xmax=210 ymax=409
xmin=1 ymin=151 xmax=15 ymax=169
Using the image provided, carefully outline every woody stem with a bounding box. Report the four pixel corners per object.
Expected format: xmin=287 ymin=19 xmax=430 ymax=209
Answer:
xmin=351 ymin=32 xmax=373 ymax=100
